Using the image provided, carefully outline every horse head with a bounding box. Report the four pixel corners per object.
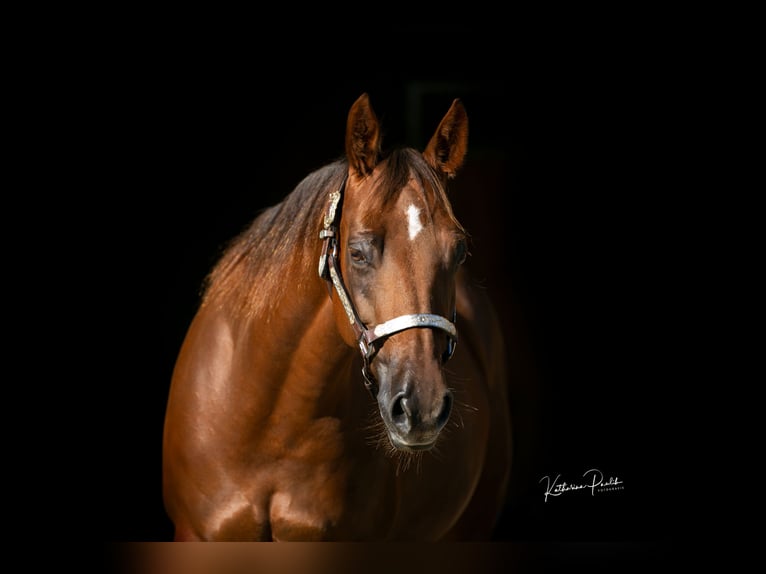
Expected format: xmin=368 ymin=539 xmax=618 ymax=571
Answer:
xmin=323 ymin=93 xmax=469 ymax=452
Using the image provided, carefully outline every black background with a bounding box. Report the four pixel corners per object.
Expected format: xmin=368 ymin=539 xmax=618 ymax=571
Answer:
xmin=104 ymin=20 xmax=673 ymax=568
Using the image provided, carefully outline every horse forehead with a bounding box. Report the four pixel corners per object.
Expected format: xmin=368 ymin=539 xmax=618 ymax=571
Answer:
xmin=362 ymin=177 xmax=440 ymax=233
xmin=394 ymin=179 xmax=453 ymax=238
xmin=395 ymin=186 xmax=431 ymax=242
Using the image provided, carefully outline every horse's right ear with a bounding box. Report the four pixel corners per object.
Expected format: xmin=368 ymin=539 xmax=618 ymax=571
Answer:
xmin=346 ymin=93 xmax=382 ymax=177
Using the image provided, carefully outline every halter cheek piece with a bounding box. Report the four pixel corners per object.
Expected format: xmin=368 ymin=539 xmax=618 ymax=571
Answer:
xmin=318 ymin=175 xmax=458 ymax=397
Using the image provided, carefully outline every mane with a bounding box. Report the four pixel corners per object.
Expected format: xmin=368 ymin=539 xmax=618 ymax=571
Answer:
xmin=201 ymin=149 xmax=464 ymax=319
xmin=201 ymin=159 xmax=347 ymax=317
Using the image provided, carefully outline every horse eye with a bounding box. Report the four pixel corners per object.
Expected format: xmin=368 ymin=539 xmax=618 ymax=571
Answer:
xmin=348 ymin=247 xmax=367 ymax=265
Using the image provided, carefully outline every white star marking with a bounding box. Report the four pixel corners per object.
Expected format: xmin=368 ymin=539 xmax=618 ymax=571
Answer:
xmin=406 ymin=204 xmax=423 ymax=240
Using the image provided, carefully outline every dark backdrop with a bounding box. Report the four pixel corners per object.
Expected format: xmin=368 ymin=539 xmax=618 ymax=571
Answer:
xmin=105 ymin=35 xmax=671 ymax=566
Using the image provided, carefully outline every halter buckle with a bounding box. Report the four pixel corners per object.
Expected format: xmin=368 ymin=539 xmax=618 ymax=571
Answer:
xmin=318 ymin=227 xmax=337 ymax=280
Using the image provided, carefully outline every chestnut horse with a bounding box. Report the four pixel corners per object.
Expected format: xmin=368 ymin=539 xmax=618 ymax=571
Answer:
xmin=162 ymin=93 xmax=511 ymax=540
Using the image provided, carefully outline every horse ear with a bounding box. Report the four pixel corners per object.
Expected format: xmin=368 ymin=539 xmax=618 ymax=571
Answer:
xmin=423 ymin=98 xmax=468 ymax=179
xmin=346 ymin=93 xmax=382 ymax=177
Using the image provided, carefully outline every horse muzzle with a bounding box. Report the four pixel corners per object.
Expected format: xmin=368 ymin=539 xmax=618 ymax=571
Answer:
xmin=377 ymin=374 xmax=454 ymax=451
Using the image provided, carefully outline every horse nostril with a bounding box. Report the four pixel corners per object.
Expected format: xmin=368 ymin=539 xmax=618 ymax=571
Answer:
xmin=436 ymin=391 xmax=453 ymax=429
xmin=390 ymin=390 xmax=451 ymax=435
xmin=391 ymin=394 xmax=412 ymax=432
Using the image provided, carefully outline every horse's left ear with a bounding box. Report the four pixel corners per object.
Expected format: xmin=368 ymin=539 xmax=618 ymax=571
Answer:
xmin=423 ymin=98 xmax=469 ymax=180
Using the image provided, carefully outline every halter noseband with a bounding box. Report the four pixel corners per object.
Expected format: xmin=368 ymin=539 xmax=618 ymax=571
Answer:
xmin=318 ymin=175 xmax=458 ymax=397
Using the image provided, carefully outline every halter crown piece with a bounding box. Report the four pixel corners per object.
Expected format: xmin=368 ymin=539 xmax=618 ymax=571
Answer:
xmin=318 ymin=175 xmax=458 ymax=397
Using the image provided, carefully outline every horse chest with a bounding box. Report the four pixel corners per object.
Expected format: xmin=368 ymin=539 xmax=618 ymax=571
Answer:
xmin=259 ymin=461 xmax=474 ymax=540
xmin=245 ymin=420 xmax=482 ymax=540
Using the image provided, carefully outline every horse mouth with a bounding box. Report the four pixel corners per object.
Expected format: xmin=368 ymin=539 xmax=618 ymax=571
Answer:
xmin=389 ymin=434 xmax=438 ymax=452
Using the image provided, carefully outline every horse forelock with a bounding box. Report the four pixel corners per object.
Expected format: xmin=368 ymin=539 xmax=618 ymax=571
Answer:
xmin=369 ymin=148 xmax=465 ymax=234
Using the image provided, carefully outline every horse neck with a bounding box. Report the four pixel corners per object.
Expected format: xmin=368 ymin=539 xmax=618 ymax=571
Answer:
xmin=227 ymin=266 xmax=363 ymax=417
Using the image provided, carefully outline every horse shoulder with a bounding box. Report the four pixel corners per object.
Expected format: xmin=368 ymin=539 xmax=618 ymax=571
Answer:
xmin=455 ymin=273 xmax=507 ymax=391
xmin=163 ymin=304 xmax=278 ymax=539
xmin=447 ymin=272 xmax=513 ymax=538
